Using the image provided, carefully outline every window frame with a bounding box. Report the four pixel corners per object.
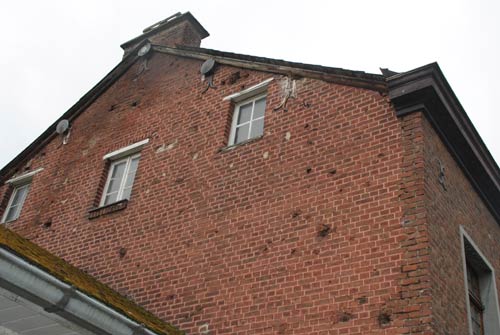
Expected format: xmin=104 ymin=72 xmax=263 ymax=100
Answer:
xmin=100 ymin=153 xmax=141 ymax=207
xmin=1 ymin=168 xmax=42 ymax=224
xmin=1 ymin=182 xmax=31 ymax=223
xmin=228 ymin=93 xmax=267 ymax=146
xmin=460 ymin=227 xmax=500 ymax=335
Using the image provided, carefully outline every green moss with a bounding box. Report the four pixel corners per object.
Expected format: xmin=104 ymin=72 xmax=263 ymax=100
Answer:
xmin=0 ymin=225 xmax=184 ymax=335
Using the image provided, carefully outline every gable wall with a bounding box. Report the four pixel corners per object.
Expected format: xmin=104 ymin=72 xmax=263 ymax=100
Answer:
xmin=0 ymin=52 xmax=413 ymax=334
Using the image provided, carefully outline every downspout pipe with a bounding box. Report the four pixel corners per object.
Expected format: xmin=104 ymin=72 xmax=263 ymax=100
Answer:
xmin=0 ymin=248 xmax=160 ymax=335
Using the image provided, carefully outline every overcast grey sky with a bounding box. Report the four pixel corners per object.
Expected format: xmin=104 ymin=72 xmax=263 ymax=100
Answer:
xmin=1 ymin=1 xmax=499 ymax=169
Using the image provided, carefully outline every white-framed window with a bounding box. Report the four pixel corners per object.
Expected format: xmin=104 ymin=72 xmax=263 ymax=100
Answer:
xmin=2 ymin=183 xmax=30 ymax=223
xmin=460 ymin=227 xmax=500 ymax=335
xmin=228 ymin=93 xmax=267 ymax=145
xmin=1 ymin=168 xmax=43 ymax=224
xmin=101 ymin=153 xmax=141 ymax=206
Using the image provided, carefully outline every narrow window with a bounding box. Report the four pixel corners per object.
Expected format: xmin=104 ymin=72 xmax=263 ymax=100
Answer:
xmin=2 ymin=183 xmax=30 ymax=223
xmin=101 ymin=154 xmax=140 ymax=206
xmin=461 ymin=228 xmax=500 ymax=335
xmin=467 ymin=263 xmax=485 ymax=335
xmin=229 ymin=94 xmax=267 ymax=145
xmin=1 ymin=168 xmax=43 ymax=224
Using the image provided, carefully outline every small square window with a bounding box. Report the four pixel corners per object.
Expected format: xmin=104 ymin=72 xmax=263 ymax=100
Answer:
xmin=228 ymin=94 xmax=267 ymax=145
xmin=101 ymin=154 xmax=141 ymax=206
xmin=2 ymin=183 xmax=30 ymax=223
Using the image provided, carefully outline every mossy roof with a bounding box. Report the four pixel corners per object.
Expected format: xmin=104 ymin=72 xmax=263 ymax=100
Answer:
xmin=0 ymin=225 xmax=183 ymax=335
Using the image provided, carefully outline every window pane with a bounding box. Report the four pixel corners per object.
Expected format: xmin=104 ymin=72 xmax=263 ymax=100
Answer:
xmin=4 ymin=205 xmax=19 ymax=222
xmin=122 ymin=187 xmax=132 ymax=200
xmin=107 ymin=177 xmax=122 ymax=194
xmin=129 ymin=157 xmax=140 ymax=173
xmin=250 ymin=118 xmax=264 ymax=138
xmin=111 ymin=161 xmax=126 ymax=179
xmin=124 ymin=170 xmax=137 ymax=189
xmin=234 ymin=123 xmax=250 ymax=144
xmin=10 ymin=185 xmax=28 ymax=208
xmin=104 ymin=192 xmax=118 ymax=205
xmin=237 ymin=103 xmax=252 ymax=124
xmin=253 ymin=97 xmax=266 ymax=119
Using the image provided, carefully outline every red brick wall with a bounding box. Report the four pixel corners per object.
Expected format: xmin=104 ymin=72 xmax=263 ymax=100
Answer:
xmin=423 ymin=117 xmax=500 ymax=334
xmin=5 ymin=48 xmax=497 ymax=334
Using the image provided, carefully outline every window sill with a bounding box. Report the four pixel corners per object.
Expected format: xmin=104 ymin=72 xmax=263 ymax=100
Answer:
xmin=219 ymin=135 xmax=263 ymax=153
xmin=88 ymin=199 xmax=128 ymax=220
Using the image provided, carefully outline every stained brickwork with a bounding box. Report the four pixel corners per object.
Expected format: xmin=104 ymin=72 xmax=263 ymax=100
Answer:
xmin=423 ymin=116 xmax=500 ymax=334
xmin=0 ymin=17 xmax=498 ymax=335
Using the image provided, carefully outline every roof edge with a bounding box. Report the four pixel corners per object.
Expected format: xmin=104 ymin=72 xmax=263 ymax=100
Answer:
xmin=153 ymin=45 xmax=388 ymax=92
xmin=0 ymin=225 xmax=183 ymax=334
xmin=0 ymin=40 xmax=148 ymax=183
xmin=388 ymin=62 xmax=500 ymax=224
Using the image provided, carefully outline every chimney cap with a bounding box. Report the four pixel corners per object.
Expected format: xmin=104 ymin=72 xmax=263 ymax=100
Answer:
xmin=120 ymin=11 xmax=209 ymax=50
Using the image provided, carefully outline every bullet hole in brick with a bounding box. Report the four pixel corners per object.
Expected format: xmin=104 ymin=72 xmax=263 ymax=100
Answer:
xmin=262 ymin=245 xmax=268 ymax=252
xmin=328 ymin=168 xmax=337 ymax=175
xmin=221 ymin=80 xmax=226 ymax=85
xmin=378 ymin=312 xmax=392 ymax=326
xmin=290 ymin=248 xmax=296 ymax=255
xmin=118 ymin=247 xmax=127 ymax=258
xmin=302 ymin=100 xmax=311 ymax=108
xmin=292 ymin=210 xmax=302 ymax=218
xmin=338 ymin=312 xmax=353 ymax=322
xmin=131 ymin=100 xmax=139 ymax=107
xmin=304 ymin=123 xmax=310 ymax=129
xmin=240 ymin=85 xmax=245 ymax=90
xmin=228 ymin=71 xmax=241 ymax=84
xmin=307 ymin=140 xmax=314 ymax=145
xmin=306 ymin=167 xmax=312 ymax=174
xmin=378 ymin=152 xmax=384 ymax=158
xmin=339 ymin=188 xmax=343 ymax=193
xmin=40 ymin=152 xmax=46 ymax=157
xmin=358 ymin=296 xmax=368 ymax=304
xmin=318 ymin=224 xmax=331 ymax=237
xmin=42 ymin=221 xmax=52 ymax=229
xmin=108 ymin=104 xmax=116 ymax=111
xmin=167 ymin=294 xmax=176 ymax=300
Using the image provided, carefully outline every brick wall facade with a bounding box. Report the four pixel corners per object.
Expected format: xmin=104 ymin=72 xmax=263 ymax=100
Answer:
xmin=0 ymin=24 xmax=498 ymax=335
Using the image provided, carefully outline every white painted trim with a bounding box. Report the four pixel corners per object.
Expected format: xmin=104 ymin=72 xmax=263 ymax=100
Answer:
xmin=223 ymin=78 xmax=273 ymax=102
xmin=5 ymin=168 xmax=43 ymax=185
xmin=102 ymin=139 xmax=149 ymax=160
xmin=228 ymin=93 xmax=267 ymax=146
xmin=100 ymin=153 xmax=141 ymax=207
xmin=460 ymin=226 xmax=500 ymax=335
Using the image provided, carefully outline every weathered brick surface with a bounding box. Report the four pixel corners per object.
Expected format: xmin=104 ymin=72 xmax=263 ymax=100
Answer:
xmin=423 ymin=117 xmax=500 ymax=334
xmin=0 ymin=29 xmax=498 ymax=334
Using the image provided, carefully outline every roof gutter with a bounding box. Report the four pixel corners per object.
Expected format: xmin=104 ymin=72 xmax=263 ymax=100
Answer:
xmin=0 ymin=247 xmax=160 ymax=335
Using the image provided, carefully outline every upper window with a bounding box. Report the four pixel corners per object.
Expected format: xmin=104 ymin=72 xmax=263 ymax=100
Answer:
xmin=2 ymin=183 xmax=30 ymax=223
xmin=101 ymin=154 xmax=140 ymax=206
xmin=224 ymin=78 xmax=273 ymax=146
xmin=1 ymin=167 xmax=43 ymax=224
xmin=100 ymin=139 xmax=148 ymax=207
xmin=228 ymin=94 xmax=266 ymax=145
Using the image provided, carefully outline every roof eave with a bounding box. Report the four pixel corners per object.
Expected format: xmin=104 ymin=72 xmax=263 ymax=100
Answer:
xmin=388 ymin=62 xmax=500 ymax=224
xmin=153 ymin=45 xmax=387 ymax=92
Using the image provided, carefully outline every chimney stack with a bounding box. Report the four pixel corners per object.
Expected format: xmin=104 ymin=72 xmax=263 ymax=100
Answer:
xmin=120 ymin=12 xmax=209 ymax=56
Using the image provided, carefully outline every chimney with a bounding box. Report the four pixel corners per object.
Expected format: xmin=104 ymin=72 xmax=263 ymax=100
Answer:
xmin=120 ymin=12 xmax=209 ymax=56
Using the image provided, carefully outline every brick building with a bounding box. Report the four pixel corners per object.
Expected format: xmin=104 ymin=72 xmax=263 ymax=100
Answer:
xmin=0 ymin=12 xmax=499 ymax=335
